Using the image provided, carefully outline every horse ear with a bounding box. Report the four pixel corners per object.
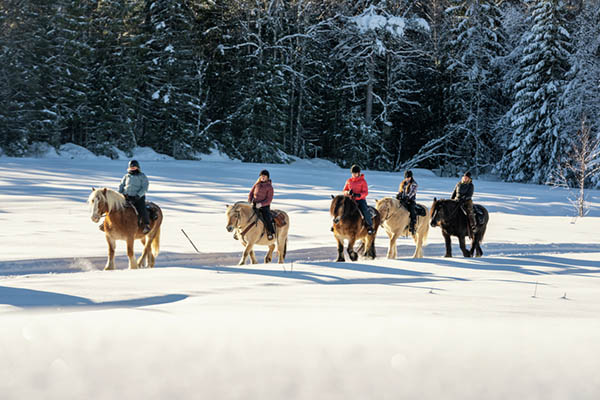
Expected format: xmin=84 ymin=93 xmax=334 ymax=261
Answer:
xmin=433 ymin=197 xmax=437 ymax=202
xmin=331 ymin=194 xmax=335 ymax=199
xmin=103 ymin=188 xmax=107 ymax=195
xmin=225 ymin=204 xmax=229 ymax=208
xmin=91 ymin=187 xmax=95 ymax=192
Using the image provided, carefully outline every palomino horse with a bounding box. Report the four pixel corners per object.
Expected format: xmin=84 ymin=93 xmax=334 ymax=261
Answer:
xmin=225 ymin=202 xmax=289 ymax=265
xmin=330 ymin=194 xmax=381 ymax=262
xmin=430 ymin=198 xmax=489 ymax=257
xmin=375 ymin=197 xmax=429 ymax=258
xmin=88 ymin=187 xmax=163 ymax=269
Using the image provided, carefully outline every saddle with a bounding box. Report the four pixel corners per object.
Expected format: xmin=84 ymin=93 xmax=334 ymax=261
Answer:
xmin=127 ymin=201 xmax=159 ymax=221
xmin=271 ymin=210 xmax=286 ymax=227
xmin=473 ymin=204 xmax=486 ymax=226
xmin=398 ymin=199 xmax=427 ymax=216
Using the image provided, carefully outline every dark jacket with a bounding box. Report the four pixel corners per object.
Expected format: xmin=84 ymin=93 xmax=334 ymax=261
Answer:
xmin=398 ymin=177 xmax=417 ymax=201
xmin=451 ymin=180 xmax=474 ymax=201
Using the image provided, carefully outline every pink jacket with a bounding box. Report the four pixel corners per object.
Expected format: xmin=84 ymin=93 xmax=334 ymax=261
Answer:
xmin=343 ymin=174 xmax=368 ymax=201
xmin=248 ymin=179 xmax=274 ymax=207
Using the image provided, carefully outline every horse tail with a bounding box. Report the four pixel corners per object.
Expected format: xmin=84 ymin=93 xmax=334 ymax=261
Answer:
xmin=151 ymin=225 xmax=161 ymax=258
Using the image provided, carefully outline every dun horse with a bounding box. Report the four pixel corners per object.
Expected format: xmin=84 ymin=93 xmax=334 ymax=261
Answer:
xmin=226 ymin=202 xmax=289 ymax=265
xmin=89 ymin=187 xmax=163 ymax=269
xmin=430 ymin=198 xmax=489 ymax=257
xmin=330 ymin=194 xmax=380 ymax=262
xmin=375 ymin=197 xmax=429 ymax=258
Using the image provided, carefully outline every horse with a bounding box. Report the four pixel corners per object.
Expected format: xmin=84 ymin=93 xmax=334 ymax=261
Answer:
xmin=330 ymin=194 xmax=381 ymax=262
xmin=225 ymin=202 xmax=289 ymax=265
xmin=375 ymin=197 xmax=430 ymax=259
xmin=88 ymin=187 xmax=163 ymax=269
xmin=429 ymin=198 xmax=489 ymax=257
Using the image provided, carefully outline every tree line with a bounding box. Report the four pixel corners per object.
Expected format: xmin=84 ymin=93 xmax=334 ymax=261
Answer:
xmin=1 ymin=0 xmax=599 ymax=185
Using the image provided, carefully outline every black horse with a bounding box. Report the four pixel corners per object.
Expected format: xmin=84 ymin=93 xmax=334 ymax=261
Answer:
xmin=330 ymin=194 xmax=380 ymax=261
xmin=430 ymin=198 xmax=489 ymax=257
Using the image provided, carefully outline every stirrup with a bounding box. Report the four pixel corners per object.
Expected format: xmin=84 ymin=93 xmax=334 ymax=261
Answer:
xmin=367 ymin=227 xmax=374 ymax=235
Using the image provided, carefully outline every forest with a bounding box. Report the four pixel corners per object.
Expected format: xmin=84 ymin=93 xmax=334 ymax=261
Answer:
xmin=1 ymin=0 xmax=599 ymax=184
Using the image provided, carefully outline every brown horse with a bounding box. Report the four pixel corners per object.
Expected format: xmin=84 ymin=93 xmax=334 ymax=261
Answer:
xmin=330 ymin=194 xmax=380 ymax=262
xmin=375 ymin=197 xmax=430 ymax=258
xmin=430 ymin=198 xmax=489 ymax=257
xmin=88 ymin=187 xmax=163 ymax=269
xmin=225 ymin=202 xmax=289 ymax=265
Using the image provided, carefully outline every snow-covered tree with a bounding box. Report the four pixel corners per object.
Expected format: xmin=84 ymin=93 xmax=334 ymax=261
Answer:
xmin=444 ymin=0 xmax=505 ymax=173
xmin=498 ymin=0 xmax=572 ymax=183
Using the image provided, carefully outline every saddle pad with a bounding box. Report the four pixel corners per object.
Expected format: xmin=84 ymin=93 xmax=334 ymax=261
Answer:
xmin=473 ymin=204 xmax=485 ymax=225
xmin=272 ymin=211 xmax=286 ymax=227
xmin=415 ymin=203 xmax=427 ymax=216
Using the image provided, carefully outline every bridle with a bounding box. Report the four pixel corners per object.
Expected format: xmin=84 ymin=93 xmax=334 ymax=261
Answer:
xmin=230 ymin=205 xmax=260 ymax=237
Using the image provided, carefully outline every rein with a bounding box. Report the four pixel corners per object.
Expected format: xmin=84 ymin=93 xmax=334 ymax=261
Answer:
xmin=236 ymin=207 xmax=260 ymax=237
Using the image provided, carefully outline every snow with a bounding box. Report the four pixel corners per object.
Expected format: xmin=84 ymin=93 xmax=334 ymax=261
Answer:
xmin=1 ymin=153 xmax=600 ymax=399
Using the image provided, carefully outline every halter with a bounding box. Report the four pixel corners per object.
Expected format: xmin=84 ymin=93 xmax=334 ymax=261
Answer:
xmin=232 ymin=205 xmax=260 ymax=238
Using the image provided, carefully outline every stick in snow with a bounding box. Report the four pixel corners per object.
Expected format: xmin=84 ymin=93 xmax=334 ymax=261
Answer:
xmin=181 ymin=228 xmax=220 ymax=273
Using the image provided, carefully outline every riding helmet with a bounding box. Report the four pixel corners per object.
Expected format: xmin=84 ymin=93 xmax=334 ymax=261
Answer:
xmin=128 ymin=159 xmax=140 ymax=169
xmin=260 ymin=169 xmax=270 ymax=178
xmin=350 ymin=164 xmax=361 ymax=174
xmin=404 ymin=170 xmax=413 ymax=178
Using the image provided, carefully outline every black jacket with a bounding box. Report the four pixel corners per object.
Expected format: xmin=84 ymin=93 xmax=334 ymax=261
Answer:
xmin=451 ymin=181 xmax=474 ymax=201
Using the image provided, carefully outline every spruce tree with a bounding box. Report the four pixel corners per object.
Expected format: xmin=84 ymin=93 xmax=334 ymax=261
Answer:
xmin=498 ymin=0 xmax=572 ymax=183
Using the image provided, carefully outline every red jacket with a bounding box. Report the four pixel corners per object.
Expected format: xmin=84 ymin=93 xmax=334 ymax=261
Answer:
xmin=343 ymin=174 xmax=368 ymax=201
xmin=248 ymin=179 xmax=274 ymax=206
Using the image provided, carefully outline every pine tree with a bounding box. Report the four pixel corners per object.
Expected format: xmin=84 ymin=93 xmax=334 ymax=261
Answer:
xmin=498 ymin=0 xmax=572 ymax=183
xmin=445 ymin=0 xmax=506 ymax=173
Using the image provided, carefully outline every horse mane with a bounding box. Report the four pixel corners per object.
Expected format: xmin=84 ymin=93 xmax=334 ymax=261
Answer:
xmin=331 ymin=194 xmax=358 ymax=220
xmin=89 ymin=188 xmax=127 ymax=212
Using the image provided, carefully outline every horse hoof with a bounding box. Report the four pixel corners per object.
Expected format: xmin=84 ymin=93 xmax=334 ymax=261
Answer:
xmin=336 ymin=257 xmax=345 ymax=262
xmin=349 ymin=252 xmax=358 ymax=262
xmin=444 ymin=254 xmax=452 ymax=258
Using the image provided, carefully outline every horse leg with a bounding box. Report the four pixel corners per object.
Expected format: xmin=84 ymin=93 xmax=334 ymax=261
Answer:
xmin=104 ymin=236 xmax=116 ymax=270
xmin=126 ymin=238 xmax=138 ymax=269
xmin=474 ymin=234 xmax=483 ymax=257
xmin=249 ymin=248 xmax=258 ymax=264
xmin=347 ymin=238 xmax=358 ymax=261
xmin=239 ymin=244 xmax=252 ymax=265
xmin=265 ymin=244 xmax=275 ymax=263
xmin=364 ymin=236 xmax=376 ymax=259
xmin=277 ymin=237 xmax=287 ymax=264
xmin=387 ymin=233 xmax=398 ymax=259
xmin=335 ymin=237 xmax=345 ymax=262
xmin=443 ymin=233 xmax=452 ymax=258
xmin=458 ymin=235 xmax=471 ymax=258
xmin=137 ymin=235 xmax=153 ymax=268
xmin=413 ymin=232 xmax=423 ymax=258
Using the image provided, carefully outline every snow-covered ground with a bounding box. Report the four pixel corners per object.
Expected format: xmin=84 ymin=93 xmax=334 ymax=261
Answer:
xmin=1 ymin=145 xmax=599 ymax=399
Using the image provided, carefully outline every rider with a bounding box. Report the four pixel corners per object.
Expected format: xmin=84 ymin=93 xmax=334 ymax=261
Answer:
xmin=119 ymin=159 xmax=150 ymax=234
xmin=396 ymin=170 xmax=418 ymax=234
xmin=343 ymin=164 xmax=373 ymax=235
xmin=248 ymin=169 xmax=275 ymax=240
xmin=451 ymin=171 xmax=476 ymax=233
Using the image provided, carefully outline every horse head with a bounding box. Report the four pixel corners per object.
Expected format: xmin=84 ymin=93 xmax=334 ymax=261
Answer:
xmin=430 ymin=197 xmax=441 ymax=228
xmin=88 ymin=187 xmax=108 ymax=223
xmin=375 ymin=197 xmax=394 ymax=222
xmin=330 ymin=194 xmax=359 ymax=223
xmin=226 ymin=202 xmax=251 ymax=232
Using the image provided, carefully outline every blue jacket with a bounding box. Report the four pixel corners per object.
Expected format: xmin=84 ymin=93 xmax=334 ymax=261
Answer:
xmin=119 ymin=171 xmax=149 ymax=197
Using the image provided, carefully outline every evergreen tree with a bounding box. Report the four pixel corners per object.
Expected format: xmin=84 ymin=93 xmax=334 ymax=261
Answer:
xmin=498 ymin=0 xmax=572 ymax=183
xmin=445 ymin=0 xmax=506 ymax=173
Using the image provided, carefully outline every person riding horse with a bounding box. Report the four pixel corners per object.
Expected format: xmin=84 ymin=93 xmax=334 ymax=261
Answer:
xmin=248 ymin=169 xmax=275 ymax=240
xmin=451 ymin=171 xmax=477 ymax=233
xmin=396 ymin=170 xmax=418 ymax=234
xmin=343 ymin=164 xmax=373 ymax=235
xmin=119 ymin=159 xmax=151 ymax=234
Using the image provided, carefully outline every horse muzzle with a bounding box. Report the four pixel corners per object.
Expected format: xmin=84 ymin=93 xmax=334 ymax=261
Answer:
xmin=226 ymin=225 xmax=234 ymax=232
xmin=91 ymin=215 xmax=100 ymax=223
